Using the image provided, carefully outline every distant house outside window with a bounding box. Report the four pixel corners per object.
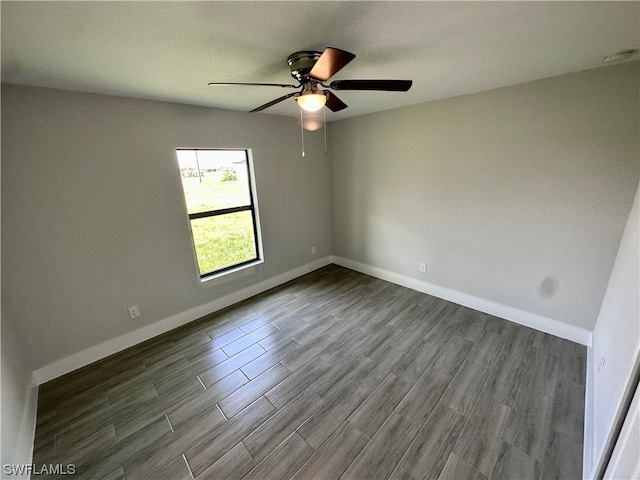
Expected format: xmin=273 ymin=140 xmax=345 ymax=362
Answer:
xmin=176 ymin=149 xmax=262 ymax=279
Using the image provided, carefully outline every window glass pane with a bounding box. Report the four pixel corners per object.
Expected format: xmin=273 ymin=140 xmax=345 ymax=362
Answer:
xmin=178 ymin=150 xmax=251 ymax=214
xmin=190 ymin=211 xmax=257 ymax=275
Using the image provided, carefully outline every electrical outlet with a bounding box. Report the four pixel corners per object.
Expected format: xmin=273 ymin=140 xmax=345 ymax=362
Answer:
xmin=128 ymin=306 xmax=140 ymax=319
xmin=419 ymin=262 xmax=427 ymax=273
xmin=311 ymin=246 xmax=316 ymax=255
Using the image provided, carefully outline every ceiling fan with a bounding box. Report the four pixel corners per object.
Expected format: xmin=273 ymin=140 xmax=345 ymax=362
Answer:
xmin=208 ymin=47 xmax=413 ymax=114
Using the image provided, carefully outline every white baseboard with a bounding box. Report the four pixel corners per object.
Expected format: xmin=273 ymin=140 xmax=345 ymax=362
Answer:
xmin=333 ymin=256 xmax=592 ymax=346
xmin=33 ymin=254 xmax=592 ymax=383
xmin=33 ymin=256 xmax=332 ymax=385
xmin=584 ymin=345 xmax=596 ymax=479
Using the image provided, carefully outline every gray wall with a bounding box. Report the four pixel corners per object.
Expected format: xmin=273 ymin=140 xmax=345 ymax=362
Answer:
xmin=330 ymin=61 xmax=639 ymax=331
xmin=1 ymin=84 xmax=333 ymax=370
xmin=590 ymin=182 xmax=639 ymax=476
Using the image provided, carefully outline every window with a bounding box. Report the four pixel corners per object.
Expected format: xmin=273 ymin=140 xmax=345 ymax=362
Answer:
xmin=176 ymin=149 xmax=262 ymax=279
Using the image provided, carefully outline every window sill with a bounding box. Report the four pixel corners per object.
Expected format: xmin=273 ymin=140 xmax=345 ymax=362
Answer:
xmin=198 ymin=259 xmax=264 ymax=287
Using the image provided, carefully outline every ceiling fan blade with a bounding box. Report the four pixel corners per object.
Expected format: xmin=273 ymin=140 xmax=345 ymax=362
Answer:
xmin=208 ymin=82 xmax=299 ymax=89
xmin=329 ymin=80 xmax=413 ymax=91
xmin=325 ymin=91 xmax=348 ymax=112
xmin=308 ymin=47 xmax=356 ymax=82
xmin=250 ymin=92 xmax=299 ymax=112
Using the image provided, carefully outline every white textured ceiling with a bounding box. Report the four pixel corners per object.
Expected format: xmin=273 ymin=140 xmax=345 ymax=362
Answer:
xmin=1 ymin=1 xmax=638 ymax=121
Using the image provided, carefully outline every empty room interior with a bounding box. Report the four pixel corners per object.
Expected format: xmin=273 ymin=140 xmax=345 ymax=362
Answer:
xmin=1 ymin=2 xmax=639 ymax=480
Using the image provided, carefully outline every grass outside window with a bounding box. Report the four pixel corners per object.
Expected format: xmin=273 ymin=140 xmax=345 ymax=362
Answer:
xmin=177 ymin=149 xmax=261 ymax=278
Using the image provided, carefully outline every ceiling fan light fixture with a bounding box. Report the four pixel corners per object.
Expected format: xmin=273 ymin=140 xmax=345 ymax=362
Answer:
xmin=296 ymin=90 xmax=327 ymax=112
xmin=299 ymin=110 xmax=324 ymax=131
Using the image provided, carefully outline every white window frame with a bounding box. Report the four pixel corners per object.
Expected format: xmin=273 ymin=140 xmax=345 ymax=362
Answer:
xmin=176 ymin=148 xmax=263 ymax=282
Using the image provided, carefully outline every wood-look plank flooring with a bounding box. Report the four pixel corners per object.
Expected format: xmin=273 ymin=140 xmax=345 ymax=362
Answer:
xmin=33 ymin=265 xmax=586 ymax=480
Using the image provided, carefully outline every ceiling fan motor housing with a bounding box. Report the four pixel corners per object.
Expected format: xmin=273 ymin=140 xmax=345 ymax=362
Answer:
xmin=288 ymin=51 xmax=322 ymax=82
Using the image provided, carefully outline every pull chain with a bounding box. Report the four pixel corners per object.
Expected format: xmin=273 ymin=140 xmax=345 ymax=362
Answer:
xmin=323 ymin=107 xmax=327 ymax=156
xmin=300 ymin=108 xmax=305 ymax=157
